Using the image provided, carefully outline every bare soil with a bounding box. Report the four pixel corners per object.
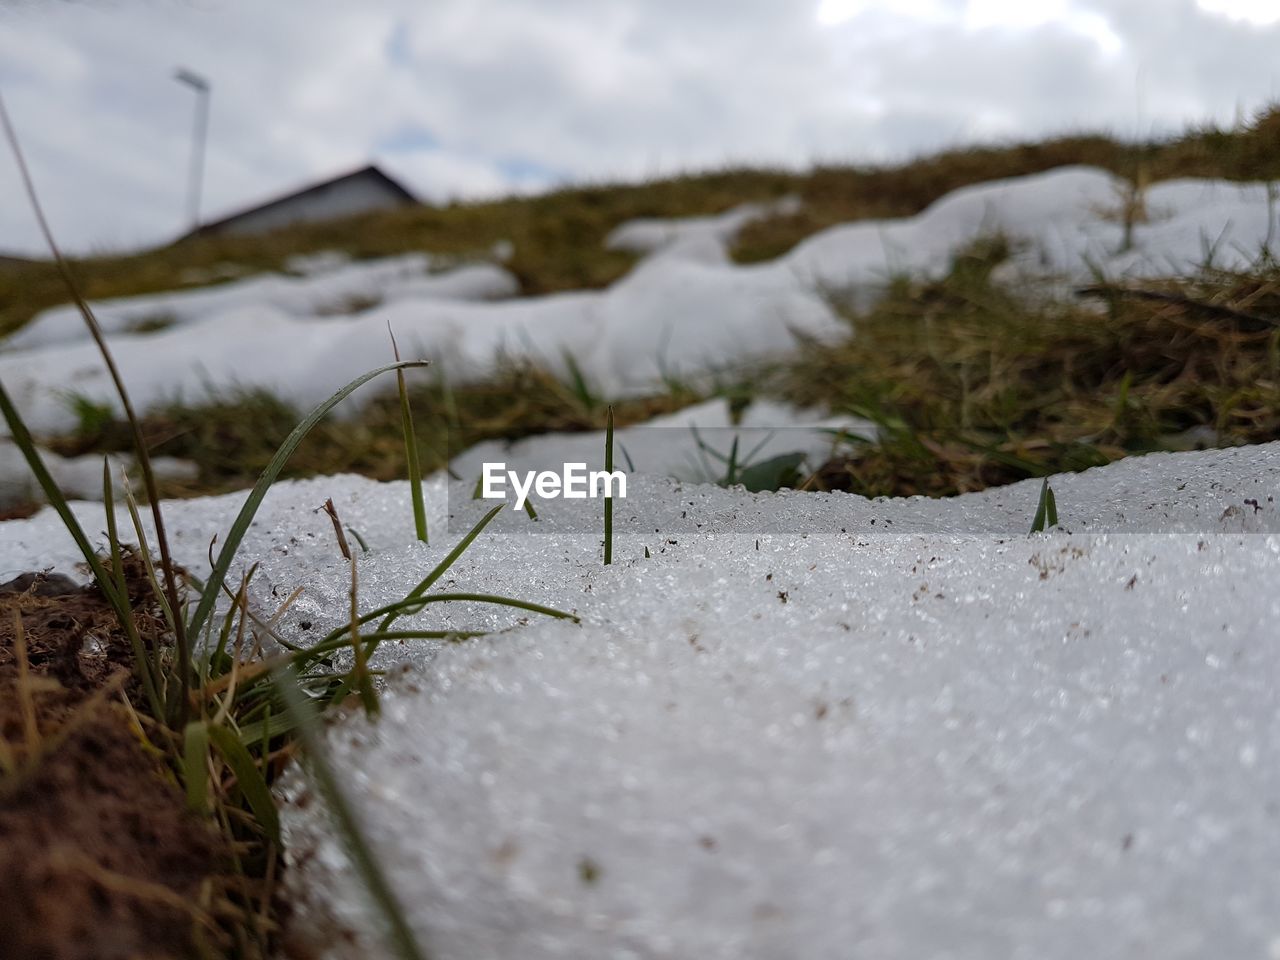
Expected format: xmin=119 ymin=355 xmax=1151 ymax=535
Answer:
xmin=0 ymin=565 xmax=227 ymax=960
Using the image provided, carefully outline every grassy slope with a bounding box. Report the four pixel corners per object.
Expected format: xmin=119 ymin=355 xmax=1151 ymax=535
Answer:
xmin=7 ymin=107 xmax=1280 ymax=336
xmin=782 ymin=238 xmax=1280 ymax=498
xmin=11 ymin=107 xmax=1280 ymax=501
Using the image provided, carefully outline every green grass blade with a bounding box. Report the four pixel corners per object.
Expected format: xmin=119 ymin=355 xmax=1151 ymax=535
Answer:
xmin=211 ymin=572 xmax=252 ymax=672
xmin=207 ymin=592 xmax=242 ymax=684
xmin=186 ymin=359 xmax=428 ymax=642
xmin=376 ymin=503 xmax=504 ymax=634
xmin=206 ymin=723 xmax=280 ymax=845
xmin=303 ymin=597 xmax=504 ymax=660
xmin=562 ymin=349 xmax=597 ymax=412
xmin=103 ymin=458 xmax=124 ymax=584
xmin=121 ymin=473 xmax=180 ymax=652
xmin=439 ymin=370 xmax=460 ymax=434
xmin=305 ymin=592 xmax=575 ymax=672
xmin=1030 ymin=478 xmax=1052 ymax=534
xmin=182 ymin=720 xmax=209 ymax=813
xmin=390 ymin=327 xmax=428 ymax=544
xmin=1 ymin=94 xmax=192 ymax=723
xmin=381 ymin=592 xmax=578 ymax=621
xmin=604 ymin=405 xmax=614 ymax=566
xmin=1046 ymin=484 xmax=1059 ymax=527
xmin=1113 ymin=370 xmax=1132 ymax=430
xmin=272 ymin=666 xmax=428 ymax=960
xmin=346 ymin=525 xmax=370 ymax=554
xmin=725 ymin=434 xmax=740 ymax=486
xmin=618 ymin=441 xmax=636 ymax=473
xmin=102 ymin=460 xmax=165 ymax=719
xmin=349 ymin=630 xmax=486 ymax=645
xmin=0 ymin=382 xmax=122 ymax=608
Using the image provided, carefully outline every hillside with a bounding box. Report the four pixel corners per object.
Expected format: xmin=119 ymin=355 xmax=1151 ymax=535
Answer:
xmin=2 ymin=109 xmax=1280 ymax=511
xmin=5 ymin=107 xmax=1280 ymax=337
xmin=3 ymin=110 xmax=1280 ymax=960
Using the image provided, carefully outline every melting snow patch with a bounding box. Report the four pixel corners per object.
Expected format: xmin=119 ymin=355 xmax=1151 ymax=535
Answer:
xmin=0 ymin=439 xmax=196 ymax=511
xmin=606 ymin=195 xmax=802 ymax=258
xmin=4 ymin=253 xmax=517 ymax=352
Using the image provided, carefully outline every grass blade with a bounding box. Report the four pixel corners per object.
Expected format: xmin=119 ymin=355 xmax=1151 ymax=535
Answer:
xmin=376 ymin=503 xmax=504 ymax=635
xmin=183 ymin=721 xmax=210 ymax=813
xmin=310 ymin=591 xmax=576 ymax=685
xmin=1030 ymin=477 xmax=1055 ymax=534
xmin=103 ymin=459 xmax=165 ymax=719
xmin=725 ymin=434 xmax=740 ymax=486
xmin=206 ymin=724 xmax=280 ymax=845
xmin=604 ymin=405 xmax=614 ymax=566
xmin=120 ymin=472 xmax=180 ymax=656
xmin=272 ymin=666 xmax=427 ymax=960
xmin=2 ymin=92 xmax=191 ymax=723
xmin=390 ymin=326 xmax=428 ymax=544
xmin=0 ymin=385 xmax=111 ymax=589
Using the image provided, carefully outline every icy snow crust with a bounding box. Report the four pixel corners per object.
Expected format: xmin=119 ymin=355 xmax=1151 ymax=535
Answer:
xmin=0 ymin=444 xmax=1277 ymax=959
xmin=4 ymin=167 xmax=1279 ymax=435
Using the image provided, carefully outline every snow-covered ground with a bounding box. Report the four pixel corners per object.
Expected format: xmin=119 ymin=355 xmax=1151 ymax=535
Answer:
xmin=3 ymin=167 xmax=1277 ymax=436
xmin=0 ymin=444 xmax=1276 ymax=959
xmin=4 ymin=253 xmax=518 ymax=352
xmin=604 ymin=194 xmax=802 ymax=257
xmin=0 ymin=438 xmax=196 ymax=510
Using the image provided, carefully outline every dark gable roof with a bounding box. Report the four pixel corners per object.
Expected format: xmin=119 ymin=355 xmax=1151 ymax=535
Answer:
xmin=186 ymin=163 xmax=418 ymax=238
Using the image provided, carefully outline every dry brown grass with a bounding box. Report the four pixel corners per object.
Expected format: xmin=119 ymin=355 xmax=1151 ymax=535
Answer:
xmin=8 ymin=104 xmax=1280 ymax=338
xmin=782 ymin=237 xmax=1280 ymax=498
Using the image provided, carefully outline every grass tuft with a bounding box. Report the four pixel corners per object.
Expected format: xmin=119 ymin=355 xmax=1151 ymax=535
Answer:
xmin=1 ymin=98 xmax=576 ymax=958
xmin=786 ymin=236 xmax=1280 ymax=498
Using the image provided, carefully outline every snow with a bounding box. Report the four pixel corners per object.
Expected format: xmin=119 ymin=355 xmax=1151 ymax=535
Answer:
xmin=4 ymin=253 xmax=517 ymax=352
xmin=3 ymin=167 xmax=1277 ymax=437
xmin=0 ymin=442 xmax=1276 ymax=959
xmin=0 ymin=439 xmax=196 ymax=510
xmin=0 ymin=256 xmax=834 ymax=435
xmin=605 ymin=195 xmax=802 ymax=258
xmin=786 ymin=167 xmax=1280 ymax=303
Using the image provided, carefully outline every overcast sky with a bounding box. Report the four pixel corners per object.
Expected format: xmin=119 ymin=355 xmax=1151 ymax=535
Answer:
xmin=1 ymin=0 xmax=1278 ymax=256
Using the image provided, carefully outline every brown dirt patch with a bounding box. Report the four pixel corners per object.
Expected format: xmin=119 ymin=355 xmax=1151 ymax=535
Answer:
xmin=0 ymin=565 xmax=229 ymax=960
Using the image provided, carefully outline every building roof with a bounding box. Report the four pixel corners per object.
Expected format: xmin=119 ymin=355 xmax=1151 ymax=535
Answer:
xmin=184 ymin=163 xmax=418 ymax=239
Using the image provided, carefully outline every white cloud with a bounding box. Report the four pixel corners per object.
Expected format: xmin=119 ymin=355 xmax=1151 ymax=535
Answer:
xmin=1196 ymin=0 xmax=1280 ymax=26
xmin=0 ymin=0 xmax=1277 ymax=255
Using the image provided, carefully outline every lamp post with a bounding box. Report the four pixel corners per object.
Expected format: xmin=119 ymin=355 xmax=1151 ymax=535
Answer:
xmin=174 ymin=67 xmax=210 ymax=230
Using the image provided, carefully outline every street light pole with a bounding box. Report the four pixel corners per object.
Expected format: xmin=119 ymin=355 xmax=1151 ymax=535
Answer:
xmin=174 ymin=67 xmax=209 ymax=231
